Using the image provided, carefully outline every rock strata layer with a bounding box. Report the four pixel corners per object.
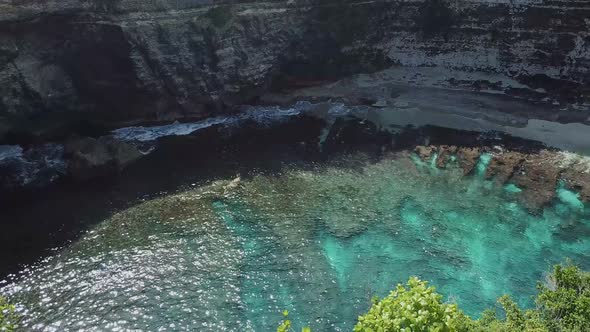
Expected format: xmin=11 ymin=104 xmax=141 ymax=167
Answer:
xmin=0 ymin=0 xmax=589 ymax=141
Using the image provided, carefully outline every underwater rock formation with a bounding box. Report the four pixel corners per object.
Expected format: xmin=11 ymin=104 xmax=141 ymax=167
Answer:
xmin=0 ymin=0 xmax=589 ymax=141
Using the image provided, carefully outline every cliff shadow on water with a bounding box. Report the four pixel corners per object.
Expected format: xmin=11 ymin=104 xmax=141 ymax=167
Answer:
xmin=0 ymin=115 xmax=325 ymax=278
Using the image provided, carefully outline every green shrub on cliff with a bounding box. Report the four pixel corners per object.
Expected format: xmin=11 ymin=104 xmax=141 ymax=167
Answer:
xmin=470 ymin=263 xmax=590 ymax=332
xmin=278 ymin=263 xmax=590 ymax=332
xmin=354 ymin=277 xmax=469 ymax=332
xmin=277 ymin=310 xmax=311 ymax=332
xmin=356 ymin=263 xmax=590 ymax=332
xmin=535 ymin=264 xmax=590 ymax=331
xmin=0 ymin=296 xmax=19 ymax=332
xmin=467 ymin=296 xmax=548 ymax=332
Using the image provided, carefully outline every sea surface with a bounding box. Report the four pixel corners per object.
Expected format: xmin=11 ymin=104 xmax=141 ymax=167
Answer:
xmin=2 ymin=151 xmax=589 ymax=331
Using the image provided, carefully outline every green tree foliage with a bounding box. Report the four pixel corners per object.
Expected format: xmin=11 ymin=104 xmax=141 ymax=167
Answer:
xmin=469 ymin=296 xmax=548 ymax=332
xmin=354 ymin=277 xmax=470 ymax=332
xmin=279 ymin=263 xmax=590 ymax=332
xmin=277 ymin=310 xmax=311 ymax=332
xmin=277 ymin=310 xmax=292 ymax=332
xmin=0 ymin=296 xmax=19 ymax=332
xmin=472 ymin=263 xmax=590 ymax=332
xmin=535 ymin=264 xmax=590 ymax=331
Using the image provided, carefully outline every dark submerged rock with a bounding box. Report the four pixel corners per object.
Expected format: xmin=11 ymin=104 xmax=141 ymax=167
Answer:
xmin=0 ymin=144 xmax=65 ymax=190
xmin=64 ymin=137 xmax=142 ymax=180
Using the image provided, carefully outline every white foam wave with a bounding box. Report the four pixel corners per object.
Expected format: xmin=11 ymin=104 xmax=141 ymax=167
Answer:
xmin=111 ymin=102 xmax=318 ymax=142
xmin=0 ymin=145 xmax=24 ymax=161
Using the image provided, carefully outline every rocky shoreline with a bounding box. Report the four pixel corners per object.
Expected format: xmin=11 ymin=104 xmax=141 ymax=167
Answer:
xmin=0 ymin=102 xmax=315 ymax=193
xmin=2 ymin=95 xmax=590 ymax=200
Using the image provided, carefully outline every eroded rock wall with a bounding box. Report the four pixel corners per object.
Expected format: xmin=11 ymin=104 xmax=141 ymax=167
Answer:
xmin=0 ymin=0 xmax=588 ymax=141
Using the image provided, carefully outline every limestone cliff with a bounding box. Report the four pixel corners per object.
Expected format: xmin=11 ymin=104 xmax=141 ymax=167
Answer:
xmin=0 ymin=0 xmax=588 ymax=141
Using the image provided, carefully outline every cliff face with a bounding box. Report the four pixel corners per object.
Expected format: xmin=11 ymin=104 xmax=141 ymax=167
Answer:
xmin=0 ymin=0 xmax=588 ymax=141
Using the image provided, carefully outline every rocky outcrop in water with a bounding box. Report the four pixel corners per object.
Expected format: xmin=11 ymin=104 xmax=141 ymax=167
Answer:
xmin=0 ymin=0 xmax=589 ymax=141
xmin=0 ymin=136 xmax=142 ymax=189
xmin=415 ymin=144 xmax=590 ymax=211
xmin=64 ymin=136 xmax=143 ymax=180
xmin=0 ymin=102 xmax=324 ymax=192
xmin=0 ymin=143 xmax=65 ymax=188
xmin=456 ymin=147 xmax=481 ymax=175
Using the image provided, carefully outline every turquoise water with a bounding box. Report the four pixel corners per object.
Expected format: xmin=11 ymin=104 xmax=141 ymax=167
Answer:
xmin=2 ymin=152 xmax=589 ymax=331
